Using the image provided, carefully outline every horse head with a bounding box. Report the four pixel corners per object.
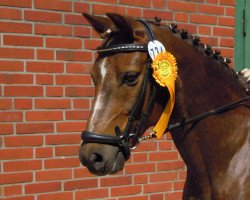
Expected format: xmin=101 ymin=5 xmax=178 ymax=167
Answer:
xmin=79 ymin=13 xmax=167 ymax=175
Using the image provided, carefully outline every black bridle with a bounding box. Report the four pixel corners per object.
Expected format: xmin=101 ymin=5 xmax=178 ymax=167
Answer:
xmin=81 ymin=19 xmax=250 ymax=161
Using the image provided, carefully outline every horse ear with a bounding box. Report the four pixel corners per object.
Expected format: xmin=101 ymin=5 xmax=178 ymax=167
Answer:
xmin=82 ymin=13 xmax=113 ymax=34
xmin=106 ymin=13 xmax=134 ymax=39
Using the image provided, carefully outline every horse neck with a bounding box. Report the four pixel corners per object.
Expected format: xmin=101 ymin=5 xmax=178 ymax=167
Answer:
xmin=154 ymin=29 xmax=246 ymax=120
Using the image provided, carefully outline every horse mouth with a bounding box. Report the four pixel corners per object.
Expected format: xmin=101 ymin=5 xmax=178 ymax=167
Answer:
xmin=79 ymin=144 xmax=126 ymax=176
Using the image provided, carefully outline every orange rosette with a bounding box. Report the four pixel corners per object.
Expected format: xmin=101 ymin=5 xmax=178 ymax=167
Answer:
xmin=151 ymin=51 xmax=178 ymax=138
xmin=151 ymin=51 xmax=178 ymax=87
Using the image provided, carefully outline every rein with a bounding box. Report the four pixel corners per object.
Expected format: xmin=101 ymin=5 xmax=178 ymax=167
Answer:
xmin=81 ymin=19 xmax=250 ymax=160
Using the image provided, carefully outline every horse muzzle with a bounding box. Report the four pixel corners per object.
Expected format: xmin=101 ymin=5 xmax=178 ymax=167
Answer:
xmin=79 ymin=140 xmax=126 ymax=176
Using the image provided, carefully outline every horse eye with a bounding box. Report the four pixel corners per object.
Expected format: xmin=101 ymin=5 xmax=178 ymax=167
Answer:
xmin=123 ymin=72 xmax=140 ymax=86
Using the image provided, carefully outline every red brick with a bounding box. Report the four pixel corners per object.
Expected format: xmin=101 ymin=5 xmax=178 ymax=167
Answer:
xmin=35 ymin=24 xmax=72 ymax=36
xmin=0 ymin=60 xmax=24 ymax=72
xmin=120 ymin=0 xmax=150 ymax=7
xmin=165 ymin=192 xmax=183 ymax=200
xmin=5 ymin=86 xmax=43 ymax=97
xmin=168 ymin=1 xmax=197 ymax=12
xmin=84 ymin=39 xmax=102 ymax=50
xmin=56 ymin=50 xmax=92 ymax=62
xmin=65 ymin=14 xmax=87 ymax=25
xmin=55 ymin=145 xmax=79 ymax=156
xmin=73 ymin=27 xmax=91 ymax=38
xmin=144 ymin=182 xmax=172 ymax=193
xmin=220 ymin=38 xmax=234 ymax=48
xmin=0 ymin=22 xmax=32 ymax=34
xmin=0 ymin=196 xmax=34 ymax=200
xmin=36 ymin=49 xmax=54 ymax=60
xmin=75 ymin=188 xmax=109 ymax=200
xmin=220 ymin=0 xmax=235 ymax=6
xmin=0 ymin=148 xmax=33 ymax=160
xmin=198 ymin=4 xmax=224 ymax=15
xmin=16 ymin=123 xmax=54 ymax=134
xmin=133 ymin=153 xmax=148 ymax=162
xmin=26 ymin=111 xmax=63 ymax=121
xmin=64 ymin=179 xmax=98 ymax=191
xmin=0 ymin=124 xmax=14 ymax=135
xmin=34 ymin=0 xmax=72 ymax=12
xmin=65 ymin=87 xmax=95 ymax=97
xmin=190 ymin=14 xmax=217 ymax=25
xmin=74 ymin=2 xmax=90 ymax=13
xmin=44 ymin=158 xmax=80 ymax=169
xmin=218 ymin=17 xmax=235 ymax=27
xmin=26 ymin=62 xmax=64 ymax=73
xmin=174 ymin=12 xmax=188 ymax=22
xmin=149 ymin=151 xmax=179 ymax=161
xmin=0 ymin=172 xmax=33 ymax=185
xmin=5 ymin=135 xmax=43 ymax=147
xmin=25 ymin=182 xmax=61 ymax=194
xmin=0 ymin=99 xmax=12 ymax=109
xmin=35 ymin=99 xmax=71 ymax=109
xmin=56 ymin=75 xmax=91 ymax=85
xmin=125 ymin=163 xmax=155 ymax=174
xmin=4 ymin=35 xmax=43 ymax=47
xmin=0 ymin=111 xmax=23 ymax=122
xmin=150 ymin=194 xmax=164 ymax=200
xmin=0 ymin=48 xmax=34 ymax=59
xmin=149 ymin=172 xmax=178 ymax=182
xmin=36 ymin=74 xmax=54 ymax=85
xmin=127 ymin=7 xmax=143 ymax=18
xmin=111 ymin=185 xmax=142 ymax=197
xmin=57 ymin=122 xmax=86 ymax=133
xmin=46 ymin=37 xmax=82 ymax=49
xmin=100 ymin=176 xmax=132 ymax=187
xmin=24 ymin=10 xmax=62 ymax=23
xmin=213 ymin=27 xmax=234 ymax=37
xmin=46 ymin=86 xmax=63 ymax=97
xmin=157 ymin=161 xmax=185 ymax=171
xmin=0 ymin=7 xmax=22 ymax=19
xmin=0 ymin=74 xmax=33 ymax=84
xmin=119 ymin=196 xmax=148 ymax=200
xmin=37 ymin=192 xmax=73 ymax=200
xmin=73 ymin=99 xmax=90 ymax=109
xmin=198 ymin=26 xmax=212 ymax=36
xmin=92 ymin=4 xmax=126 ymax=15
xmin=152 ymin=0 xmax=166 ymax=9
xmin=174 ymin=180 xmax=185 ymax=190
xmin=36 ymin=169 xmax=72 ymax=181
xmin=14 ymin=99 xmax=32 ymax=110
xmin=134 ymin=174 xmax=148 ymax=184
xmin=66 ymin=63 xmax=92 ymax=74
xmin=35 ymin=147 xmax=53 ymax=158
xmin=46 ymin=134 xmax=80 ymax=145
xmin=226 ymin=7 xmax=235 ymax=17
xmin=65 ymin=110 xmax=90 ymax=121
xmin=3 ymin=160 xmax=42 ymax=172
xmin=4 ymin=185 xmax=22 ymax=196
xmin=74 ymin=168 xmax=94 ymax=179
xmin=0 ymin=0 xmax=32 ymax=8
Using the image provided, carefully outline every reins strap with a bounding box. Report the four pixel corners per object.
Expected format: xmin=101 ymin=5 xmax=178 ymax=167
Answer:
xmin=166 ymin=95 xmax=250 ymax=132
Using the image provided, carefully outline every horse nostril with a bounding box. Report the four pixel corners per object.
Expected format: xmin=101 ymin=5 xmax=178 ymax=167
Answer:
xmin=90 ymin=153 xmax=103 ymax=163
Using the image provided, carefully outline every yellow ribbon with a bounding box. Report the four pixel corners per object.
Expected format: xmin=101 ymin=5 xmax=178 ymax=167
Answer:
xmin=151 ymin=51 xmax=177 ymax=138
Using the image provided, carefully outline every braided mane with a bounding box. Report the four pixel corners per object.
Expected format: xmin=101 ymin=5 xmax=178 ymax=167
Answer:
xmin=152 ymin=19 xmax=238 ymax=79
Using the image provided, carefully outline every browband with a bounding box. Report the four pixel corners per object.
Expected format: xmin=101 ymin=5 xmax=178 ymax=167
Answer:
xmin=97 ymin=44 xmax=147 ymax=54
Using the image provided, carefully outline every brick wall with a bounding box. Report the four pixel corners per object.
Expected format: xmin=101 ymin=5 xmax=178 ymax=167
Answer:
xmin=0 ymin=0 xmax=235 ymax=200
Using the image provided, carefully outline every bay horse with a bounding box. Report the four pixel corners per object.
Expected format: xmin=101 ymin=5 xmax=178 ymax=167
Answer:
xmin=79 ymin=13 xmax=250 ymax=200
